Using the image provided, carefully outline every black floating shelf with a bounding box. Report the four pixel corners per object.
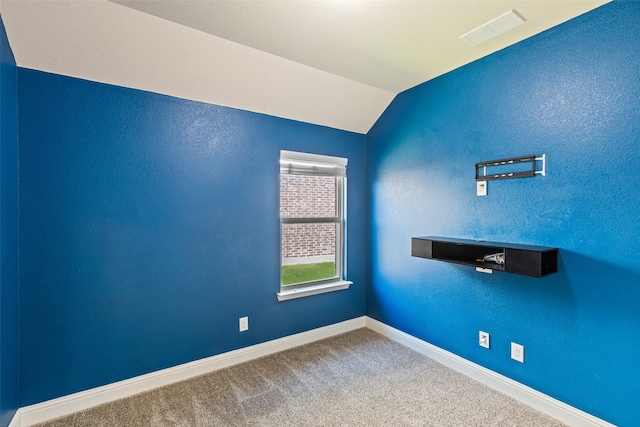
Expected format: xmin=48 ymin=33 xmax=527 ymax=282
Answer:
xmin=411 ymin=236 xmax=558 ymax=278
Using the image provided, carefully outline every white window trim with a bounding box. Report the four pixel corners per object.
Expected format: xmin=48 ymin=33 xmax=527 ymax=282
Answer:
xmin=276 ymin=280 xmax=352 ymax=302
xmin=278 ymin=150 xmax=349 ymax=301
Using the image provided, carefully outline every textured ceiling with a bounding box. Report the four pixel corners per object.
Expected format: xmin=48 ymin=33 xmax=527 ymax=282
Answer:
xmin=1 ymin=0 xmax=609 ymax=133
xmin=112 ymin=0 xmax=609 ymax=93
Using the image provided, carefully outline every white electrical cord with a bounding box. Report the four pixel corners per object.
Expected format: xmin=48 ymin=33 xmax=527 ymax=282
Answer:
xmin=483 ymin=252 xmax=505 ymax=264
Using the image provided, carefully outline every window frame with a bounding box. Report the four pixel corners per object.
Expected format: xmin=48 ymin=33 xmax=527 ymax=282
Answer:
xmin=277 ymin=151 xmax=352 ymax=301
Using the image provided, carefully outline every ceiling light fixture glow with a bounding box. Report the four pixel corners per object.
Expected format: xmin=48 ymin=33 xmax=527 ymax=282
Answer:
xmin=459 ymin=9 xmax=526 ymax=47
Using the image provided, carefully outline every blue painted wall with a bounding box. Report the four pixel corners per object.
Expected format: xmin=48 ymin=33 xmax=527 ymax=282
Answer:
xmin=17 ymin=69 xmax=367 ymax=405
xmin=0 ymin=14 xmax=20 ymax=427
xmin=9 ymin=2 xmax=640 ymax=424
xmin=367 ymin=2 xmax=640 ymax=425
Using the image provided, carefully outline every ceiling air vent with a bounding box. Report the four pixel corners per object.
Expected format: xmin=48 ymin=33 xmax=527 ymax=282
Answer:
xmin=459 ymin=9 xmax=526 ymax=47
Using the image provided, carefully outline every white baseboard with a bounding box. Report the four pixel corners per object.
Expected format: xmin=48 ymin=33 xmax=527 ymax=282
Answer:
xmin=16 ymin=316 xmax=615 ymax=427
xmin=365 ymin=317 xmax=615 ymax=427
xmin=8 ymin=410 xmax=20 ymax=427
xmin=18 ymin=316 xmax=366 ymax=427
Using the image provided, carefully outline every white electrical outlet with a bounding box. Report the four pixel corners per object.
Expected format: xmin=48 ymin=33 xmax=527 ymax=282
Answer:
xmin=511 ymin=342 xmax=524 ymax=363
xmin=239 ymin=316 xmax=249 ymax=332
xmin=479 ymin=331 xmax=490 ymax=349
xmin=477 ymin=180 xmax=487 ymax=196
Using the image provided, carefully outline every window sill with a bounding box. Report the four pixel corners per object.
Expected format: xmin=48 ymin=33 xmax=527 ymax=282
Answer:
xmin=276 ymin=280 xmax=352 ymax=302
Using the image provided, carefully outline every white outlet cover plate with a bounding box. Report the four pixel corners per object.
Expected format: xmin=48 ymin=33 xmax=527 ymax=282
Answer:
xmin=477 ymin=180 xmax=487 ymax=196
xmin=511 ymin=342 xmax=524 ymax=363
xmin=239 ymin=316 xmax=249 ymax=332
xmin=479 ymin=331 xmax=490 ymax=349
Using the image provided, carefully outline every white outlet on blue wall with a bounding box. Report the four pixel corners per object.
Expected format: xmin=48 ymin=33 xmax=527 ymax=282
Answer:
xmin=477 ymin=180 xmax=487 ymax=196
xmin=511 ymin=342 xmax=524 ymax=363
xmin=479 ymin=331 xmax=490 ymax=349
xmin=239 ymin=316 xmax=248 ymax=332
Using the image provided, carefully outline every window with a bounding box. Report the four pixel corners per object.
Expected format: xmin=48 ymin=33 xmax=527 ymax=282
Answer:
xmin=277 ymin=150 xmax=351 ymax=301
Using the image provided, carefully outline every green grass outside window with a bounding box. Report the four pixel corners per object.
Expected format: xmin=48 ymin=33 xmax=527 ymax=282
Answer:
xmin=282 ymin=262 xmax=336 ymax=286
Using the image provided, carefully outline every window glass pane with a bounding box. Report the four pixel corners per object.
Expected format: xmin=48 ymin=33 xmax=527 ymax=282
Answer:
xmin=281 ymin=223 xmax=337 ymax=286
xmin=280 ymin=174 xmax=337 ymax=218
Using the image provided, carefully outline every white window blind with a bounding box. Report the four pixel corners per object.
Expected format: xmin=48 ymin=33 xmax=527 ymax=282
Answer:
xmin=280 ymin=150 xmax=347 ymax=177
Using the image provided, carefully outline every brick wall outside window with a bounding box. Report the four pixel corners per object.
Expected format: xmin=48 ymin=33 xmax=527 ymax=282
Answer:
xmin=280 ymin=175 xmax=336 ymax=261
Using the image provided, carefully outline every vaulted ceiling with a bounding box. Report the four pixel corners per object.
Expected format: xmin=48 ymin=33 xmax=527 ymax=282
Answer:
xmin=0 ymin=1 xmax=609 ymax=133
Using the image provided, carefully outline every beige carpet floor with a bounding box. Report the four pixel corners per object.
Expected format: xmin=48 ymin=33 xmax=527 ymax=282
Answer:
xmin=36 ymin=328 xmax=566 ymax=426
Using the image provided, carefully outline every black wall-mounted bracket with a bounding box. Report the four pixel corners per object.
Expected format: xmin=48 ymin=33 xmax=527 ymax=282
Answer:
xmin=476 ymin=154 xmax=546 ymax=181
